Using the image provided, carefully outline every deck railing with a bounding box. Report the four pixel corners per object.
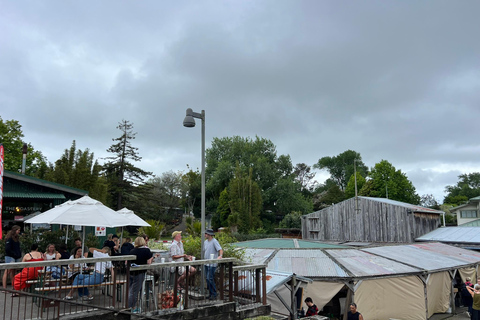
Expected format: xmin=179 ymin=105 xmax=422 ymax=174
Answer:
xmin=0 ymin=255 xmax=267 ymax=319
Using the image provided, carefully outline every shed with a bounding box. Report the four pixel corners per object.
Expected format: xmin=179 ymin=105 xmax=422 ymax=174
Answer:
xmin=302 ymin=196 xmax=443 ymax=243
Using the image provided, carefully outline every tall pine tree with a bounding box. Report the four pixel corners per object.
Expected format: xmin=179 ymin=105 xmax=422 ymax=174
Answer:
xmin=103 ymin=120 xmax=151 ymax=209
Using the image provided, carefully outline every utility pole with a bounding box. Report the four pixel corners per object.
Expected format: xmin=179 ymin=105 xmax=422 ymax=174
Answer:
xmin=354 ymin=159 xmax=358 ymax=212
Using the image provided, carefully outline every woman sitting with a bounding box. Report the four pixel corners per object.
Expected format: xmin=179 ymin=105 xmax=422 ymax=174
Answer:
xmin=12 ymin=243 xmax=45 ymax=296
xmin=66 ymin=246 xmax=88 ymax=284
xmin=65 ymin=246 xmax=113 ymax=301
xmin=44 ymin=243 xmax=65 ymax=279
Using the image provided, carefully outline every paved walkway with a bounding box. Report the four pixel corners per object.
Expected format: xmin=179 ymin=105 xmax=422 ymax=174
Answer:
xmin=430 ymin=307 xmax=469 ymax=320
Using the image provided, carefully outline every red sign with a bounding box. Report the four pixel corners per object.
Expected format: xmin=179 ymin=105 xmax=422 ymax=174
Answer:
xmin=0 ymin=144 xmax=4 ymax=240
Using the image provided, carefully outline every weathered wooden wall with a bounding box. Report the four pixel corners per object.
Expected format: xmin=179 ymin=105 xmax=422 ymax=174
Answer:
xmin=302 ymin=198 xmax=440 ymax=243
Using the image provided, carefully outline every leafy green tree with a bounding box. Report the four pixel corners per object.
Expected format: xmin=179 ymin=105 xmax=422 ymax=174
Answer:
xmin=149 ymin=170 xmax=184 ymax=214
xmin=279 ymin=211 xmax=302 ymax=229
xmin=360 ymin=160 xmax=420 ymax=204
xmin=216 ymin=188 xmax=230 ymax=227
xmin=313 ymin=185 xmax=345 ymax=210
xmin=44 ymin=141 xmax=108 ymax=201
xmin=264 ymin=177 xmax=313 ymax=215
xmin=419 ymin=194 xmax=440 ymax=209
xmin=314 ymin=150 xmax=368 ymax=190
xmin=103 ymin=120 xmax=151 ymax=209
xmin=228 ymin=167 xmax=262 ymax=233
xmin=206 ymin=136 xmax=293 ymax=208
xmin=444 ymin=173 xmax=480 ymax=205
xmin=293 ymin=163 xmax=317 ymax=195
xmin=345 ymin=172 xmax=366 ymax=199
xmin=181 ymin=166 xmax=201 ymax=217
xmin=0 ymin=117 xmax=46 ymax=176
xmin=136 ymin=220 xmax=165 ymax=240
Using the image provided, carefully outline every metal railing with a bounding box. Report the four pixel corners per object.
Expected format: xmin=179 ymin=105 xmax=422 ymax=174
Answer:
xmin=0 ymin=256 xmax=267 ymax=319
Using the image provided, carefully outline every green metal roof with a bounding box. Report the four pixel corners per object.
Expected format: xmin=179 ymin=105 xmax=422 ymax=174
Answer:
xmin=4 ymin=192 xmax=66 ymax=199
xmin=233 ymin=238 xmax=350 ymax=249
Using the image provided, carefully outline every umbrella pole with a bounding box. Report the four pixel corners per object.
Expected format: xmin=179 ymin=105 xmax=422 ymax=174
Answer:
xmin=65 ymin=225 xmax=69 ymax=244
xmin=82 ymin=226 xmax=85 ymax=257
xmin=120 ymin=227 xmax=123 ymax=248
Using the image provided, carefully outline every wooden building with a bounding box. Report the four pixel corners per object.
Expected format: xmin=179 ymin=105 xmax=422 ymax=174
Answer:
xmin=302 ymin=196 xmax=443 ymax=243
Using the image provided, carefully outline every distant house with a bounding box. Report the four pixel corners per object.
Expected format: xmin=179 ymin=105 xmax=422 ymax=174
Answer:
xmin=450 ymin=196 xmax=480 ymax=226
xmin=302 ymin=196 xmax=443 ymax=243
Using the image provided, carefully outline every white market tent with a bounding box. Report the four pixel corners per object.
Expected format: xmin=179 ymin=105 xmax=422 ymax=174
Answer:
xmin=240 ymin=242 xmax=480 ymax=320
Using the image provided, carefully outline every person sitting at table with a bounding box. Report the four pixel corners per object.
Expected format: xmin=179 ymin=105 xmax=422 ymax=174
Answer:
xmin=44 ymin=243 xmax=65 ymax=279
xmin=170 ymin=231 xmax=196 ymax=290
xmin=66 ymin=246 xmax=88 ymax=284
xmin=64 ymin=246 xmax=113 ymax=301
xmin=12 ymin=243 xmax=45 ymax=296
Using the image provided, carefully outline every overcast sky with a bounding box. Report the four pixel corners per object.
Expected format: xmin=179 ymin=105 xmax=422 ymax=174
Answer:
xmin=2 ymin=1 xmax=480 ymax=203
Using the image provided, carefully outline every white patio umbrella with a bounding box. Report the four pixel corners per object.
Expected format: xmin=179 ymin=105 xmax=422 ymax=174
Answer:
xmin=116 ymin=208 xmax=151 ymax=246
xmin=116 ymin=208 xmax=150 ymax=227
xmin=25 ymin=195 xmax=131 ymax=252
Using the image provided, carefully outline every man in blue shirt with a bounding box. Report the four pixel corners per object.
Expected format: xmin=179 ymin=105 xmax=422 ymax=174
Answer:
xmin=203 ymin=228 xmax=223 ymax=300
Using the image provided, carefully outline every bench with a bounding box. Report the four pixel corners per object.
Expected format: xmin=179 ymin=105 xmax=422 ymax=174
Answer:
xmin=34 ymin=280 xmax=127 ymax=292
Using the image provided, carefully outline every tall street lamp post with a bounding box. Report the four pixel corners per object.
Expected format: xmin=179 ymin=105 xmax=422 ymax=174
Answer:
xmin=183 ymin=108 xmax=206 ymax=258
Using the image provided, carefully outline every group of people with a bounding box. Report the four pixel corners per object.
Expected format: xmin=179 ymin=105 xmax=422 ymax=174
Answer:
xmin=462 ymin=276 xmax=480 ymax=319
xmin=302 ymin=297 xmax=363 ymax=320
xmin=169 ymin=228 xmax=223 ymax=300
xmin=3 ymin=225 xmax=225 ymax=312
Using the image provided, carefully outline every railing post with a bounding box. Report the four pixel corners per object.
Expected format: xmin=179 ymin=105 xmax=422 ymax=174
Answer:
xmin=125 ymin=261 xmax=131 ymax=308
xmin=262 ymin=267 xmax=267 ymax=305
xmin=234 ymin=270 xmax=239 ymax=298
xmin=112 ymin=262 xmax=117 ymax=308
xmin=184 ymin=266 xmax=189 ymax=309
xmin=255 ymin=268 xmax=261 ymax=303
xmin=219 ymin=262 xmax=225 ymax=301
xmin=228 ymin=262 xmax=233 ymax=302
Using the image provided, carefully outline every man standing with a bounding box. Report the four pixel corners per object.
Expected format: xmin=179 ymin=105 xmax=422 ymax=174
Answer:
xmin=204 ymin=228 xmax=223 ymax=300
xmin=347 ymin=303 xmax=364 ymax=320
xmin=169 ymin=231 xmax=196 ymax=289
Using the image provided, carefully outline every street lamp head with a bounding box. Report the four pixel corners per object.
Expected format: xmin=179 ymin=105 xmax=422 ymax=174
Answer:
xmin=183 ymin=108 xmax=196 ymax=127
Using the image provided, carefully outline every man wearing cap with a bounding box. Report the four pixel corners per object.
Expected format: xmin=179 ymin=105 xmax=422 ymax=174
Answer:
xmin=204 ymin=228 xmax=223 ymax=300
xmin=170 ymin=231 xmax=196 ymax=288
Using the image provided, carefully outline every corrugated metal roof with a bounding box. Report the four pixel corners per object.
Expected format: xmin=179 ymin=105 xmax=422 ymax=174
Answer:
xmin=360 ymin=196 xmax=444 ymax=214
xmin=243 ymin=248 xmax=277 ymax=265
xmin=234 ymin=238 xmax=350 ymax=249
xmin=459 ymin=220 xmax=480 ymax=227
xmin=363 ymin=243 xmax=471 ymax=271
xmin=410 ymin=242 xmax=480 ymax=264
xmin=326 ymin=249 xmax=421 ymax=277
xmin=416 ymin=227 xmax=480 ymax=244
xmin=4 ymin=192 xmax=66 ymax=199
xmin=267 ymin=249 xmax=349 ymax=278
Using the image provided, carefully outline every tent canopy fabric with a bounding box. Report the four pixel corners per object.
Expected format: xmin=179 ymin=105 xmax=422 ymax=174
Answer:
xmin=24 ymin=195 xmax=130 ymax=227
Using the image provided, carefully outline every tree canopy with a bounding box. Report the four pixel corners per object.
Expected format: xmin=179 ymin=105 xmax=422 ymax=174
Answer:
xmin=444 ymin=173 xmax=480 ymax=205
xmin=314 ymin=150 xmax=368 ymax=191
xmin=103 ymin=120 xmax=152 ymax=209
xmin=360 ymin=160 xmax=420 ymax=204
xmin=0 ymin=117 xmax=46 ymax=176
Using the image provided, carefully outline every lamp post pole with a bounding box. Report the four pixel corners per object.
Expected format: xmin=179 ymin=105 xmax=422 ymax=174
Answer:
xmin=183 ymin=108 xmax=206 ymax=297
xmin=183 ymin=109 xmax=206 ymax=256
